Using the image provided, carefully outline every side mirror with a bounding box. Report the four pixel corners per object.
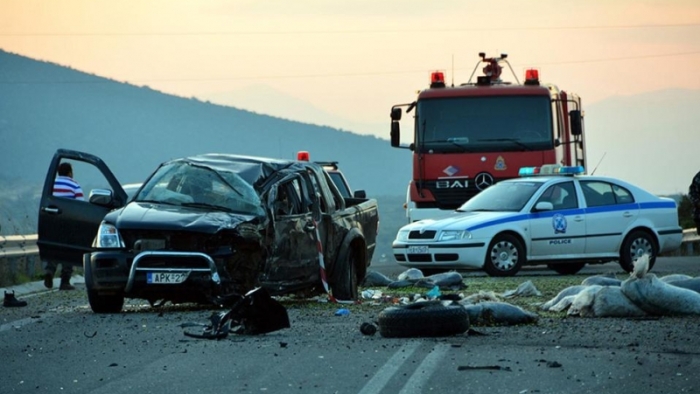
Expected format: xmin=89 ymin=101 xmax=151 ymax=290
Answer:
xmin=353 ymin=190 xmax=366 ymax=199
xmin=390 ymin=122 xmax=401 ymax=147
xmin=534 ymin=201 xmax=554 ymax=212
xmin=569 ymin=110 xmax=582 ymax=136
xmin=390 ymin=107 xmax=402 ymax=121
xmin=89 ymin=188 xmax=114 ymax=207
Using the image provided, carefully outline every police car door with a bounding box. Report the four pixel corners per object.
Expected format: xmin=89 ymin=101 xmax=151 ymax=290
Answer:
xmin=529 ymin=181 xmax=585 ymax=258
xmin=580 ymin=180 xmax=638 ymax=255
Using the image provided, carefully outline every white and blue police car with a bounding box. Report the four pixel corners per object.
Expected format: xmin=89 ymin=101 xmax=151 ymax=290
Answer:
xmin=392 ymin=165 xmax=683 ymax=276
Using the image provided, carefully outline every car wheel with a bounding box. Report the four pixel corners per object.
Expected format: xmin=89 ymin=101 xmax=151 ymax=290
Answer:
xmin=378 ymin=301 xmax=469 ymax=338
xmin=332 ymin=247 xmax=358 ymax=301
xmin=87 ymin=288 xmax=124 ymax=313
xmin=547 ymin=263 xmax=586 ymax=275
xmin=619 ymin=230 xmax=657 ymax=273
xmin=483 ymin=233 xmax=524 ymax=277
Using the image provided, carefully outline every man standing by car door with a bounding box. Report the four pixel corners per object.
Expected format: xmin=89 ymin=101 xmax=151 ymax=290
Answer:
xmin=689 ymin=170 xmax=700 ymax=233
xmin=44 ymin=162 xmax=84 ymax=290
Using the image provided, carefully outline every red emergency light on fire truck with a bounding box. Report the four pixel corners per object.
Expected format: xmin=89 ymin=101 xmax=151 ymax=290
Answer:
xmin=390 ymin=52 xmax=587 ymax=223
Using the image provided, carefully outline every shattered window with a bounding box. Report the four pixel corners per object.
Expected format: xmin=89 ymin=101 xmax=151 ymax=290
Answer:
xmin=275 ymin=179 xmax=304 ymax=216
xmin=135 ymin=162 xmax=265 ymax=216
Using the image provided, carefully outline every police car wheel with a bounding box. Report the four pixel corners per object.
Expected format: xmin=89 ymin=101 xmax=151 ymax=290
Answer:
xmin=483 ymin=234 xmax=524 ymax=277
xmin=619 ymin=230 xmax=657 ymax=273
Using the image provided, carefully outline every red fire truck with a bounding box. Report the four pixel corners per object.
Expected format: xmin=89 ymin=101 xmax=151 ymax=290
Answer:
xmin=390 ymin=53 xmax=587 ymax=223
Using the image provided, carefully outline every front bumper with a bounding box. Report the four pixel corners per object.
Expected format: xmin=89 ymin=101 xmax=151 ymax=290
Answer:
xmin=391 ymin=241 xmax=487 ymax=270
xmin=87 ymin=250 xmax=223 ymax=301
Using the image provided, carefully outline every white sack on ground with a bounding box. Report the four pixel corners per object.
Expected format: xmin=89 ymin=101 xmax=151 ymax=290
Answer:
xmin=621 ymin=255 xmax=700 ymax=316
xmin=581 ymin=275 xmax=622 ymax=287
xmin=501 ymin=280 xmax=542 ymax=298
xmin=462 ymin=301 xmax=538 ymax=326
xmin=659 ymin=274 xmax=693 ymax=284
xmin=567 ymin=285 xmax=602 ymax=317
xmin=589 ymin=286 xmax=647 ymax=318
xmin=548 ymin=295 xmax=576 ymax=313
xmin=540 ymin=285 xmax=587 ymax=311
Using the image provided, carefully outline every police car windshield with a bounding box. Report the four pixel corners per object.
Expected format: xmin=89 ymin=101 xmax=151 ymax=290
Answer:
xmin=456 ymin=180 xmax=544 ymax=212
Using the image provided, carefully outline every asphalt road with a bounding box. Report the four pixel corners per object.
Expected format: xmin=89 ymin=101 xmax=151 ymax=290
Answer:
xmin=1 ymin=256 xmax=699 ymax=394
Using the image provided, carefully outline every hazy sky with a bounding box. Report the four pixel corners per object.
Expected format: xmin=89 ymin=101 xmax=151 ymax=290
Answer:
xmin=2 ymin=0 xmax=700 ymax=194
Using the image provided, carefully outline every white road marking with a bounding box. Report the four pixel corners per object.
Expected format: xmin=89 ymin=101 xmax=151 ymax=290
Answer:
xmin=398 ymin=343 xmax=451 ymax=394
xmin=358 ymin=341 xmax=422 ymax=394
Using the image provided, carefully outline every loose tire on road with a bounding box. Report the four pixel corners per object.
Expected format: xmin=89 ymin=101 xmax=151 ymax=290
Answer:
xmin=378 ymin=301 xmax=469 ymax=338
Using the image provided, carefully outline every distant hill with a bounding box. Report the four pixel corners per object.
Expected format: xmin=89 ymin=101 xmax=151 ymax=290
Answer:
xmin=584 ymin=89 xmax=700 ymax=195
xmin=0 ymin=49 xmax=412 ymax=196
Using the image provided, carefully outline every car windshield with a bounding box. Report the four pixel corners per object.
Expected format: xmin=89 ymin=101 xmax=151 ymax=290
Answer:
xmin=134 ymin=162 xmax=265 ymax=216
xmin=457 ymin=180 xmax=544 ymax=212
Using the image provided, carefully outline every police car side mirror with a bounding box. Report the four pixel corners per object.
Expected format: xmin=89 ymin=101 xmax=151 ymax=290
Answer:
xmin=534 ymin=201 xmax=554 ymax=212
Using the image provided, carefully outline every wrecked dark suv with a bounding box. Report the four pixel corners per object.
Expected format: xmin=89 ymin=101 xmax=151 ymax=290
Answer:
xmin=38 ymin=149 xmax=379 ymax=313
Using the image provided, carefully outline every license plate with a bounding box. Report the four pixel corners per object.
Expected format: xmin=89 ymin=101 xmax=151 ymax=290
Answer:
xmin=147 ymin=272 xmax=190 ymax=284
xmin=407 ymin=245 xmax=429 ymax=254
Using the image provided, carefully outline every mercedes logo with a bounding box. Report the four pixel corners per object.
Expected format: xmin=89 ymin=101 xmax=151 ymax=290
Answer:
xmin=474 ymin=172 xmax=494 ymax=190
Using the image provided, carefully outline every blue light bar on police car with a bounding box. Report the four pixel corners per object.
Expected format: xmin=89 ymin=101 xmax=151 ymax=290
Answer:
xmin=518 ymin=165 xmax=585 ymax=177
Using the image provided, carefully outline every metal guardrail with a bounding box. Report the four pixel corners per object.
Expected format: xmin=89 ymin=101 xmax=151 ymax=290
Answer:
xmin=0 ymin=234 xmax=39 ymax=258
xmin=1 ymin=230 xmax=699 ymax=260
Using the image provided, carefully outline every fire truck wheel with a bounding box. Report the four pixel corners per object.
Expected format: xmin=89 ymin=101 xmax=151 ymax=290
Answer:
xmin=377 ymin=301 xmax=469 ymax=338
xmin=483 ymin=234 xmax=524 ymax=277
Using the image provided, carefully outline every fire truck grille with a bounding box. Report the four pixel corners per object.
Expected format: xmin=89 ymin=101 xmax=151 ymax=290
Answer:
xmin=417 ymin=178 xmax=506 ymax=210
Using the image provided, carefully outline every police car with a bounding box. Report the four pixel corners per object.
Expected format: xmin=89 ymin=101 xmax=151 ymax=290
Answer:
xmin=392 ymin=165 xmax=683 ymax=276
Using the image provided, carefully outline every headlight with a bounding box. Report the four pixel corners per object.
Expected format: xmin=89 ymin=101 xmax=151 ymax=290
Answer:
xmin=396 ymin=229 xmax=410 ymax=242
xmin=438 ymin=230 xmax=471 ymax=242
xmin=95 ymin=222 xmax=125 ymax=248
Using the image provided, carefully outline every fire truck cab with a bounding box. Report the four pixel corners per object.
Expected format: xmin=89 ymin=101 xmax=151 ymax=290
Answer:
xmin=390 ymin=53 xmax=587 ymax=223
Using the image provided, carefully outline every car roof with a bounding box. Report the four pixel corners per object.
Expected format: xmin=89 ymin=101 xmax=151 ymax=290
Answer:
xmin=161 ymin=153 xmax=323 ymax=187
xmin=503 ymin=174 xmax=660 ymax=200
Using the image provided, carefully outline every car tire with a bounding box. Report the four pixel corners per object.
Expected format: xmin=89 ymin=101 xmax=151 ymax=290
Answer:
xmin=332 ymin=247 xmax=358 ymax=301
xmin=483 ymin=233 xmax=524 ymax=277
xmin=619 ymin=230 xmax=657 ymax=273
xmin=547 ymin=263 xmax=586 ymax=275
xmin=87 ymin=288 xmax=124 ymax=313
xmin=378 ymin=301 xmax=470 ymax=338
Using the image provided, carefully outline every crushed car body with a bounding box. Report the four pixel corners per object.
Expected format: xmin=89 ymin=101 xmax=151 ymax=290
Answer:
xmin=38 ymin=149 xmax=379 ymax=313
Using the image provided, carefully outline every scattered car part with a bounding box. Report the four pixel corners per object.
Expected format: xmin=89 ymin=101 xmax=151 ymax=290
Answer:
xmin=377 ymin=301 xmax=469 ymax=338
xmin=183 ymin=287 xmax=290 ymax=339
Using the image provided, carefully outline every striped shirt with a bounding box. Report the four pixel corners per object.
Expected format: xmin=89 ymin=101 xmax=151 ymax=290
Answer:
xmin=53 ymin=175 xmax=85 ymax=200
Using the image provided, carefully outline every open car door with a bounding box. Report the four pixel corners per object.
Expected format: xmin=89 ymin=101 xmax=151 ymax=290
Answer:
xmin=37 ymin=149 xmax=127 ymax=267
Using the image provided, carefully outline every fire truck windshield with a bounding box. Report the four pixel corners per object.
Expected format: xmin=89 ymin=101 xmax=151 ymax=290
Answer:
xmin=415 ymin=95 xmax=553 ymax=153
